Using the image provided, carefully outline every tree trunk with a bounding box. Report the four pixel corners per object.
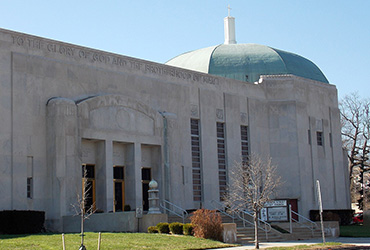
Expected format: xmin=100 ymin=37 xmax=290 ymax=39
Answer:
xmin=254 ymin=212 xmax=259 ymax=249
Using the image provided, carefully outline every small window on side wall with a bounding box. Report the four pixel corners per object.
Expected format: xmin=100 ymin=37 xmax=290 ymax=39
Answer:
xmin=27 ymin=177 xmax=33 ymax=199
xmin=317 ymin=131 xmax=323 ymax=146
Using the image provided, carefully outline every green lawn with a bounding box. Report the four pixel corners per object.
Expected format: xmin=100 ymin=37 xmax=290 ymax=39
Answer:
xmin=0 ymin=232 xmax=237 ymax=250
xmin=340 ymin=224 xmax=370 ymax=237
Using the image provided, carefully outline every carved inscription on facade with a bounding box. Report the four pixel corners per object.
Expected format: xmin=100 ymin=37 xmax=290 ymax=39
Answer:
xmin=11 ymin=34 xmax=219 ymax=85
xmin=240 ymin=112 xmax=248 ymax=124
xmin=216 ymin=109 xmax=224 ymax=121
xmin=190 ymin=104 xmax=199 ymax=118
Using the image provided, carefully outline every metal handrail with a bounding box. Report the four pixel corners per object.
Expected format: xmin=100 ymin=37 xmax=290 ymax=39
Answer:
xmin=289 ymin=205 xmax=317 ymax=235
xmin=238 ymin=210 xmax=272 ymax=233
xmin=210 ymin=200 xmax=271 ymax=233
xmin=160 ymin=200 xmax=188 ymax=224
xmin=210 ymin=200 xmax=237 ymax=221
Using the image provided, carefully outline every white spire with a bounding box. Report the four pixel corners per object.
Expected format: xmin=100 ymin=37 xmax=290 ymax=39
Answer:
xmin=224 ymin=5 xmax=236 ymax=44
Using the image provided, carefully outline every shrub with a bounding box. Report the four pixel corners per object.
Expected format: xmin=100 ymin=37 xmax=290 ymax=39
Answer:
xmin=147 ymin=226 xmax=158 ymax=233
xmin=169 ymin=222 xmax=183 ymax=235
xmin=183 ymin=223 xmax=194 ymax=236
xmin=124 ymin=204 xmax=131 ymax=211
xmin=156 ymin=222 xmax=170 ymax=234
xmin=0 ymin=210 xmax=45 ymax=234
xmin=310 ymin=209 xmax=354 ymax=225
xmin=190 ymin=209 xmax=222 ymax=241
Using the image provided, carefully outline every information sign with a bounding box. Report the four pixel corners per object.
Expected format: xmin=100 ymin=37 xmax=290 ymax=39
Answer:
xmin=261 ymin=200 xmax=289 ymax=222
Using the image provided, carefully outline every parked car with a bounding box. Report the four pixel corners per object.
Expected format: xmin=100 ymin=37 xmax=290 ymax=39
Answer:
xmin=352 ymin=212 xmax=363 ymax=224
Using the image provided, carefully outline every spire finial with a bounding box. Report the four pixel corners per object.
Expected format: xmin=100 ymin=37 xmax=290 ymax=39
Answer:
xmin=224 ymin=5 xmax=236 ymax=44
xmin=227 ymin=5 xmax=232 ymax=16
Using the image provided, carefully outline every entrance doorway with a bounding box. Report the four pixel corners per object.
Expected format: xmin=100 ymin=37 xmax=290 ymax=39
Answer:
xmin=141 ymin=168 xmax=151 ymax=211
xmin=113 ymin=166 xmax=125 ymax=212
xmin=289 ymin=199 xmax=299 ymax=221
xmin=82 ymin=164 xmax=96 ymax=213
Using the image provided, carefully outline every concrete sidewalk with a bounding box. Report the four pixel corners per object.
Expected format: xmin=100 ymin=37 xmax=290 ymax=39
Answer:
xmin=209 ymin=237 xmax=370 ymax=249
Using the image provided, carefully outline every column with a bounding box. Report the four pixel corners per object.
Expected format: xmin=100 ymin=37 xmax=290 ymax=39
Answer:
xmin=105 ymin=140 xmax=113 ymax=212
xmin=134 ymin=143 xmax=142 ymax=209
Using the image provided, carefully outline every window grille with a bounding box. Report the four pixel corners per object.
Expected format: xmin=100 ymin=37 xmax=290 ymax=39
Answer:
xmin=27 ymin=177 xmax=33 ymax=199
xmin=241 ymin=125 xmax=249 ymax=162
xmin=191 ymin=119 xmax=202 ymax=201
xmin=217 ymin=122 xmax=227 ymax=200
xmin=317 ymin=131 xmax=323 ymax=146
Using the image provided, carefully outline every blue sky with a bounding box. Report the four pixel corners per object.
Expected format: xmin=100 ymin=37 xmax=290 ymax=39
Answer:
xmin=1 ymin=0 xmax=369 ymax=99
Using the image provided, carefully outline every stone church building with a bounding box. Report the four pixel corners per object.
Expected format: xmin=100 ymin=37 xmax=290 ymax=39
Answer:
xmin=0 ymin=15 xmax=350 ymax=231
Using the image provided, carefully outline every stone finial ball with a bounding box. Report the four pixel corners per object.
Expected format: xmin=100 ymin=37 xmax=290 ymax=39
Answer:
xmin=149 ymin=179 xmax=158 ymax=189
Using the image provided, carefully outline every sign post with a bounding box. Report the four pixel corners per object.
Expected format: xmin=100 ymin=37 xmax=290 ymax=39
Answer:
xmin=316 ymin=180 xmax=326 ymax=245
xmin=289 ymin=204 xmax=293 ymax=233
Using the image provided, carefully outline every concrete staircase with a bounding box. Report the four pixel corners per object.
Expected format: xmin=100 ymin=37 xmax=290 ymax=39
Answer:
xmin=219 ymin=215 xmax=328 ymax=244
xmin=287 ymin=226 xmax=322 ymax=240
xmin=219 ymin=215 xmax=285 ymax=244
xmin=271 ymin=222 xmax=323 ymax=240
xmin=167 ymin=213 xmax=324 ymax=244
xmin=167 ymin=215 xmax=191 ymax=224
xmin=236 ymin=227 xmax=285 ymax=244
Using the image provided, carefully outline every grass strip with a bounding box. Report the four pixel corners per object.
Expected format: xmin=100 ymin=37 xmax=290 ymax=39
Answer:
xmin=0 ymin=232 xmax=237 ymax=250
xmin=340 ymin=224 xmax=370 ymax=237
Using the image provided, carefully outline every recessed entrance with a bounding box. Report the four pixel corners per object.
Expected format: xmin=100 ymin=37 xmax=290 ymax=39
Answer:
xmin=113 ymin=166 xmax=125 ymax=212
xmin=82 ymin=164 xmax=96 ymax=213
xmin=142 ymin=168 xmax=151 ymax=211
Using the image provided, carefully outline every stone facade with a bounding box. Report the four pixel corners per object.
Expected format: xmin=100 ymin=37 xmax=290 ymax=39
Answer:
xmin=0 ymin=28 xmax=350 ymax=231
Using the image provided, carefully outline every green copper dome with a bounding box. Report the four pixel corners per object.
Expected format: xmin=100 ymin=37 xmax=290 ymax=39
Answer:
xmin=166 ymin=43 xmax=329 ymax=84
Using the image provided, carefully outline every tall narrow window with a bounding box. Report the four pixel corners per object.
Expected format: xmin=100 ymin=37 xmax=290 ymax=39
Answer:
xmin=191 ymin=119 xmax=202 ymax=202
xmin=241 ymin=125 xmax=249 ymax=162
xmin=82 ymin=164 xmax=96 ymax=213
xmin=240 ymin=126 xmax=250 ymax=196
xmin=27 ymin=156 xmax=33 ymax=199
xmin=27 ymin=177 xmax=33 ymax=199
xmin=217 ymin=122 xmax=227 ymax=200
xmin=113 ymin=166 xmax=125 ymax=212
xmin=317 ymin=131 xmax=323 ymax=146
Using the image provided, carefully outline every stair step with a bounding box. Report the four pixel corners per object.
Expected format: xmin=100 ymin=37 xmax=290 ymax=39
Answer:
xmin=168 ymin=214 xmax=326 ymax=243
xmin=167 ymin=215 xmax=191 ymax=224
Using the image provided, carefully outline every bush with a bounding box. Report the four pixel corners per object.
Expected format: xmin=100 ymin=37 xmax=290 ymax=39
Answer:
xmin=156 ymin=222 xmax=170 ymax=234
xmin=190 ymin=209 xmax=222 ymax=241
xmin=124 ymin=204 xmax=131 ymax=211
xmin=147 ymin=226 xmax=158 ymax=233
xmin=169 ymin=222 xmax=183 ymax=235
xmin=183 ymin=223 xmax=194 ymax=236
xmin=310 ymin=209 xmax=354 ymax=225
xmin=0 ymin=210 xmax=45 ymax=234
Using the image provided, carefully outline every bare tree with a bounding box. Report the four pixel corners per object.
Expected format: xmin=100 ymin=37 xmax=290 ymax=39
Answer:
xmin=223 ymin=153 xmax=281 ymax=249
xmin=72 ymin=166 xmax=96 ymax=250
xmin=339 ymin=93 xmax=370 ymax=210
